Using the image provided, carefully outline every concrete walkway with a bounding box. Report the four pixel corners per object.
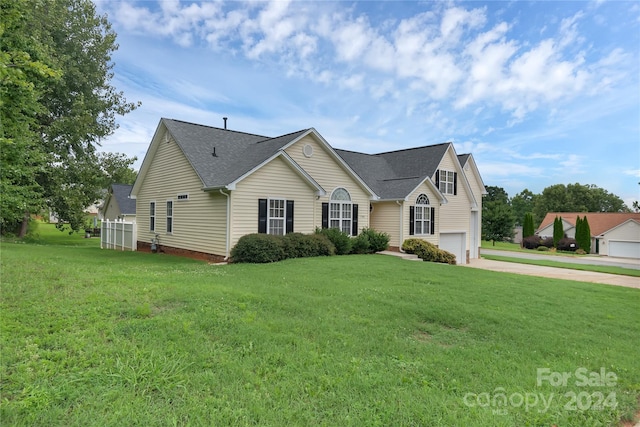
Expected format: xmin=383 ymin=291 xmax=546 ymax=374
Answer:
xmin=464 ymin=258 xmax=640 ymax=289
xmin=481 ymin=248 xmax=640 ymax=270
xmin=379 ymin=250 xmax=640 ymax=289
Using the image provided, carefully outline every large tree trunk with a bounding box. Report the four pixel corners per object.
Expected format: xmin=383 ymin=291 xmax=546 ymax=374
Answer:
xmin=18 ymin=211 xmax=30 ymax=238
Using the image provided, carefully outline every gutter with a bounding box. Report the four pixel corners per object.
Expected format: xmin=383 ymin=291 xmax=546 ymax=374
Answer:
xmin=219 ymin=189 xmax=230 ymax=260
xmin=396 ymin=200 xmax=404 ymax=253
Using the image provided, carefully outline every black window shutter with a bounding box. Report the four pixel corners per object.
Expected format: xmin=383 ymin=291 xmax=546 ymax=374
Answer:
xmin=258 ymin=199 xmax=267 ymax=233
xmin=435 ymin=170 xmax=440 ymax=188
xmin=286 ymin=200 xmax=294 ymax=234
xmin=409 ymin=206 xmax=415 ymax=236
xmin=321 ymin=203 xmax=329 ymax=229
xmin=453 ymin=172 xmax=458 ymax=195
xmin=352 ymin=204 xmax=358 ymax=236
xmin=430 ymin=207 xmax=435 ymax=235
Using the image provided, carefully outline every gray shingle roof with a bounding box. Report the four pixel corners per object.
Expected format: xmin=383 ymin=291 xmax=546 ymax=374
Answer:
xmin=162 ymin=119 xmax=309 ymax=189
xmin=457 ymin=153 xmax=470 ymax=167
xmin=336 ymin=143 xmax=451 ymax=199
xmin=160 ymin=118 xmax=453 ymax=200
xmin=110 ymin=184 xmax=136 ymax=214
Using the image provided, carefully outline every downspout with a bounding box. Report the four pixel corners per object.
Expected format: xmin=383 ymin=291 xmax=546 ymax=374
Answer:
xmin=219 ymin=189 xmax=230 ymax=260
xmin=396 ymin=200 xmax=404 ymax=252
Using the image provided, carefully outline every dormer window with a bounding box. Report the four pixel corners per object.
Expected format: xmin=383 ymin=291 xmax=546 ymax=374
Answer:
xmin=437 ymin=169 xmax=457 ymax=195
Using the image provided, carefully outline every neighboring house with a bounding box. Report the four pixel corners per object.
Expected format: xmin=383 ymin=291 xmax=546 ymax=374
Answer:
xmin=101 ymin=184 xmax=136 ymax=221
xmin=537 ymin=212 xmax=640 ymax=259
xmin=130 ymin=118 xmax=486 ymax=264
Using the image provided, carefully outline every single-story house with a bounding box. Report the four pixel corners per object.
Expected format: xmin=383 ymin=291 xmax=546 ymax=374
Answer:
xmin=130 ymin=118 xmax=486 ymax=264
xmin=101 ymin=184 xmax=136 ymax=221
xmin=537 ymin=212 xmax=640 ymax=259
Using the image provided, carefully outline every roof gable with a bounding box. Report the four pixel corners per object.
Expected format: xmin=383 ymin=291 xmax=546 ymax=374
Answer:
xmin=110 ymin=184 xmax=135 ymax=215
xmin=336 ymin=143 xmax=454 ymax=200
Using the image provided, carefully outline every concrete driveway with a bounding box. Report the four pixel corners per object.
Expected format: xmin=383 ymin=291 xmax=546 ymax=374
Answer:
xmin=466 ymin=249 xmax=640 ymax=289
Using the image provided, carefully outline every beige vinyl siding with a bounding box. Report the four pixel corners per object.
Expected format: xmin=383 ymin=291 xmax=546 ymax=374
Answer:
xmin=462 ymin=158 xmax=483 ymax=257
xmin=436 ymin=149 xmax=471 ymax=247
xmin=404 ymin=183 xmax=439 ymax=246
xmin=370 ymin=201 xmax=401 ymax=248
xmin=285 ymin=135 xmax=370 ymax=233
xmin=102 ymin=198 xmax=121 ymax=221
xmin=230 ymin=156 xmax=316 ymax=246
xmin=136 ymin=131 xmax=227 ymax=255
xmin=602 ymin=221 xmax=640 ymax=245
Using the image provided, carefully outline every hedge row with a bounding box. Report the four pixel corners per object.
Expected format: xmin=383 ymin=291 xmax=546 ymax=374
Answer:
xmin=231 ymin=228 xmax=390 ymax=263
xmin=522 ymin=235 xmax=579 ymax=252
xmin=401 ymin=238 xmax=457 ymax=265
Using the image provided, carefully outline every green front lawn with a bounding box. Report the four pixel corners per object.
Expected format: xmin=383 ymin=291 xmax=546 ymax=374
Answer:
xmin=2 ymin=231 xmax=639 ymax=426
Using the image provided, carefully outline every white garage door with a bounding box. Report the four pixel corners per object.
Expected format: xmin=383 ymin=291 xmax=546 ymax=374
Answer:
xmin=439 ymin=233 xmax=466 ymax=265
xmin=608 ymin=241 xmax=640 ymax=259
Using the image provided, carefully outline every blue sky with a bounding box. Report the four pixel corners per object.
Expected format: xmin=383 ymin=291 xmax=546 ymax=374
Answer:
xmin=94 ymin=0 xmax=640 ymax=207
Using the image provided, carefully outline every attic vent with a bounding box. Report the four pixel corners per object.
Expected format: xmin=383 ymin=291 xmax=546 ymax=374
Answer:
xmin=303 ymin=144 xmax=313 ymax=158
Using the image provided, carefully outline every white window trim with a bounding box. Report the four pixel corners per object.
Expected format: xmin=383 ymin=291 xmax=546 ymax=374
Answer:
xmin=166 ymin=199 xmax=173 ymax=234
xmin=439 ymin=170 xmax=455 ymax=195
xmin=329 ymin=188 xmax=353 ymax=236
xmin=267 ymin=197 xmax=286 ymax=236
xmin=415 ymin=194 xmax=431 ymax=235
xmin=149 ymin=201 xmax=156 ymax=232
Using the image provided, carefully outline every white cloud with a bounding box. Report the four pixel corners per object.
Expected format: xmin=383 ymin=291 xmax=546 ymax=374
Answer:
xmin=623 ymin=169 xmax=640 ymax=178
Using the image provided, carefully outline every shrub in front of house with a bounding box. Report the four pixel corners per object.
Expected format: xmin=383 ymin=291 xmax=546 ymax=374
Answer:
xmin=359 ymin=227 xmax=390 ymax=253
xmin=231 ymin=233 xmax=285 ymax=263
xmin=282 ymin=232 xmax=335 ymax=258
xmin=350 ymin=233 xmax=371 ymax=254
xmin=401 ymin=238 xmax=422 ymax=254
xmin=557 ymin=237 xmax=578 ymax=252
xmin=401 ymin=238 xmax=456 ymax=265
xmin=315 ymin=227 xmax=352 ymax=255
xmin=540 ymin=237 xmax=555 ymax=248
xmin=522 ymin=235 xmax=542 ymax=249
xmin=536 ymin=246 xmax=550 ymax=251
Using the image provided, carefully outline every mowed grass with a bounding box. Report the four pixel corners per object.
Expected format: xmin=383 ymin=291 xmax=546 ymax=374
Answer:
xmin=2 ymin=228 xmax=639 ymax=426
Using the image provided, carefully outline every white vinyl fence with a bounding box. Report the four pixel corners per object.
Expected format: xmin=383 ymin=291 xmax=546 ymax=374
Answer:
xmin=101 ymin=219 xmax=137 ymax=251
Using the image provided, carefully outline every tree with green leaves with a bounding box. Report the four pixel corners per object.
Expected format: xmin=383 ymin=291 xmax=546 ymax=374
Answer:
xmin=574 ymin=216 xmax=593 ymax=253
xmin=1 ymin=0 xmax=139 ymax=236
xmin=522 ymin=213 xmax=535 ymax=238
xmin=482 ymin=186 xmax=515 ymax=244
xmin=533 ymin=183 xmax=628 ymax=222
xmin=511 ymin=189 xmax=538 ymax=226
xmin=98 ymin=152 xmax=138 ymax=188
xmin=553 ymin=216 xmax=564 ymax=248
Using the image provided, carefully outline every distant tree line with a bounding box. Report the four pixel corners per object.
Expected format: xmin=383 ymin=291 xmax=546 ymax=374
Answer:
xmin=482 ymin=183 xmax=630 ymax=243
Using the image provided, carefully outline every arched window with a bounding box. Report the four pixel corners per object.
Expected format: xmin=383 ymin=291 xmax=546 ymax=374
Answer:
xmin=330 ymin=188 xmax=352 ymax=235
xmin=414 ymin=194 xmax=431 ymax=235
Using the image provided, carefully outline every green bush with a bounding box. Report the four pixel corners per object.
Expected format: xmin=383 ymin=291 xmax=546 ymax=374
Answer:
xmin=401 ymin=238 xmax=422 ymax=254
xmin=231 ymin=234 xmax=285 ymax=263
xmin=306 ymin=234 xmax=336 ymax=257
xmin=359 ymin=227 xmax=390 ymax=252
xmin=282 ymin=232 xmax=335 ymax=258
xmin=401 ymin=239 xmax=456 ymax=265
xmin=536 ymin=246 xmax=550 ymax=251
xmin=315 ymin=227 xmax=352 ymax=255
xmin=350 ymin=233 xmax=371 ymax=254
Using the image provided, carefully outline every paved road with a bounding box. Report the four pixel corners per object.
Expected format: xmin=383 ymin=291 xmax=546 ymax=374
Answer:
xmin=480 ymin=248 xmax=640 ymax=270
